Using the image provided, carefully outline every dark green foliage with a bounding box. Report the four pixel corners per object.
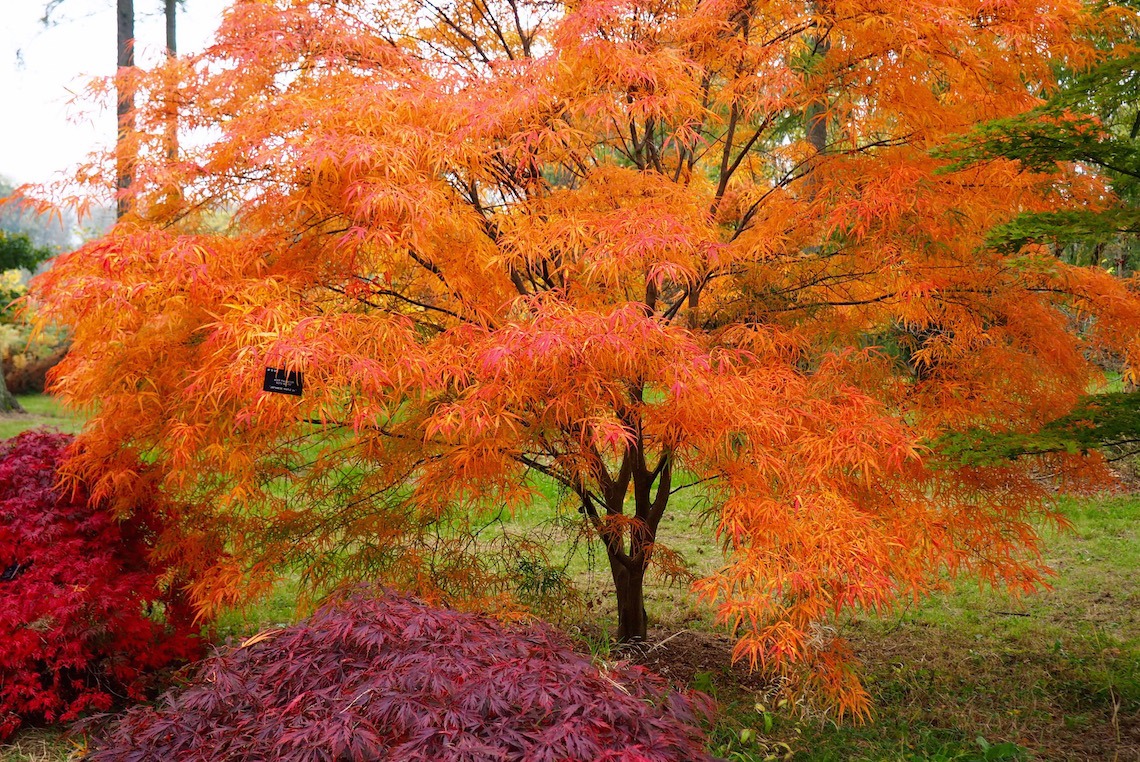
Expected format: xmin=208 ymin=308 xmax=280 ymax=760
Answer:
xmin=937 ymin=46 xmax=1140 ymax=270
xmin=938 ymin=45 xmax=1140 ymax=177
xmin=0 ymin=232 xmax=54 ymax=274
xmin=934 ymin=392 xmax=1140 ymax=467
xmin=940 ymin=106 xmax=1138 ymax=180
xmin=982 ymin=208 xmax=1140 ymax=253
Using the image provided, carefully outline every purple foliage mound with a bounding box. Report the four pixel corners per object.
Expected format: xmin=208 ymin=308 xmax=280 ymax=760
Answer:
xmin=88 ymin=589 xmax=718 ymax=762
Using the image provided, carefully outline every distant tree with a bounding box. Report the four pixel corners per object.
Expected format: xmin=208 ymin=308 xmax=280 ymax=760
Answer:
xmin=42 ymin=1 xmax=190 ymax=217
xmin=165 ymin=0 xmax=177 ymax=56
xmin=0 ymin=178 xmax=73 ymax=252
xmin=0 ymin=232 xmax=54 ymax=414
xmin=0 ymin=232 xmax=55 ymax=275
xmin=0 ymin=177 xmax=62 ymax=415
xmin=940 ymin=1 xmax=1140 ymax=277
xmin=115 ymin=0 xmax=135 ymax=219
xmin=160 ymin=1 xmax=182 ymax=194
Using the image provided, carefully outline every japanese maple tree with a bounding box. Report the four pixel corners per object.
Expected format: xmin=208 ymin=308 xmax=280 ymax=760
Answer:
xmin=32 ymin=0 xmax=1140 ymax=713
xmin=0 ymin=431 xmax=207 ymax=739
xmin=87 ymin=589 xmax=717 ymax=762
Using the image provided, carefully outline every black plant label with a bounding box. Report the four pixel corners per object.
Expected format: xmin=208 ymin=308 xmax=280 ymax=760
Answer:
xmin=263 ymin=368 xmax=304 ymax=396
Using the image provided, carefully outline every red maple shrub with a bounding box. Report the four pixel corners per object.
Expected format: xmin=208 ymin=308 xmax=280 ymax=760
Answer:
xmin=87 ymin=589 xmax=717 ymax=762
xmin=0 ymin=429 xmax=206 ymax=740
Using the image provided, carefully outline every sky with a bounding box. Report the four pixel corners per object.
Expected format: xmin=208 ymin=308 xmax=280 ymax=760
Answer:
xmin=0 ymin=0 xmax=229 ymax=189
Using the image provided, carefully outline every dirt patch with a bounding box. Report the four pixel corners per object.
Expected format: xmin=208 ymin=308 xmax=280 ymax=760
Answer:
xmin=617 ymin=629 xmax=773 ymax=695
xmin=1109 ymin=461 xmax=1140 ymax=493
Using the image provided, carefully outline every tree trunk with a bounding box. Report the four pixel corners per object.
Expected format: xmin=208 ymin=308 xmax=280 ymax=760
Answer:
xmin=585 ymin=428 xmax=670 ymax=643
xmin=805 ymin=72 xmax=829 ymax=154
xmin=116 ymin=0 xmax=135 ymax=219
xmin=163 ymin=0 xmax=180 ymax=181
xmin=610 ymin=556 xmax=648 ymax=641
xmin=0 ymin=373 xmax=24 ymax=414
xmin=803 ymin=0 xmax=831 ymax=196
xmin=165 ymin=0 xmax=177 ymax=56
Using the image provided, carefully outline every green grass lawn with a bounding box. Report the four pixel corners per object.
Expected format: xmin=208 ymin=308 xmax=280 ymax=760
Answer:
xmin=492 ymin=487 xmax=1138 ymax=761
xmin=706 ymin=492 xmax=1140 ymax=762
xmin=1 ymin=400 xmax=1136 ymax=760
xmin=0 ymin=395 xmax=83 ymax=439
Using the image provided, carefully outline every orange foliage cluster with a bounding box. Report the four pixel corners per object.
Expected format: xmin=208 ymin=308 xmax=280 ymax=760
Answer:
xmin=31 ymin=0 xmax=1140 ymax=715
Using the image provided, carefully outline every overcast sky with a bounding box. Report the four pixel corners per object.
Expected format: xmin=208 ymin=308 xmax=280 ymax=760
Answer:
xmin=0 ymin=0 xmax=229 ymax=188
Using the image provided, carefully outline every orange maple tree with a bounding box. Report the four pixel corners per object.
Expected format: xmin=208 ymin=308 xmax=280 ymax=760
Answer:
xmin=32 ymin=0 xmax=1140 ymax=713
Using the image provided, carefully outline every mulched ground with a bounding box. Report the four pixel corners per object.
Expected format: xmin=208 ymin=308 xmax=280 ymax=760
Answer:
xmin=619 ymin=629 xmax=771 ymax=694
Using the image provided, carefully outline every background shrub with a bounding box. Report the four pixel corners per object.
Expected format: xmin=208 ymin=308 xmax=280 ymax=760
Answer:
xmin=0 ymin=429 xmax=206 ymax=740
xmin=87 ymin=589 xmax=718 ymax=762
xmin=3 ymin=345 xmax=67 ymax=395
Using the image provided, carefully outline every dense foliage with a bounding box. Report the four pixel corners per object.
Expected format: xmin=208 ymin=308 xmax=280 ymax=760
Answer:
xmin=3 ymin=346 xmax=68 ymax=395
xmin=939 ymin=2 xmax=1140 ymax=275
xmin=0 ymin=231 xmax=54 ymax=275
xmin=936 ymin=391 xmax=1140 ymax=467
xmin=0 ymin=187 xmax=64 ymax=411
xmin=0 ymin=430 xmax=206 ymax=740
xmin=87 ymin=589 xmax=717 ymax=762
xmin=32 ymin=0 xmax=1140 ymax=712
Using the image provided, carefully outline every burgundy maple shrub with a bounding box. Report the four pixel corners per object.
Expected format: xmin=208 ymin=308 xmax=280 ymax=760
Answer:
xmin=0 ymin=429 xmax=206 ymax=740
xmin=87 ymin=589 xmax=718 ymax=762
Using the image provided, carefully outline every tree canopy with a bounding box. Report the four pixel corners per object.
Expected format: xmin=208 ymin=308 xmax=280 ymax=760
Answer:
xmin=939 ymin=4 xmax=1140 ymax=272
xmin=32 ymin=0 xmax=1140 ymax=714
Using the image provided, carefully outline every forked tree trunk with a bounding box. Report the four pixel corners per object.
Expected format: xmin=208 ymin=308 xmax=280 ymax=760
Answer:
xmin=589 ymin=445 xmax=671 ymax=643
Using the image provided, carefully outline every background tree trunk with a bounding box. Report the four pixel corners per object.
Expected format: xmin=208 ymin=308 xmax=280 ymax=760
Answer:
xmin=164 ymin=0 xmax=181 ymax=187
xmin=165 ymin=0 xmax=176 ymax=56
xmin=0 ymin=374 xmax=25 ymax=414
xmin=116 ymin=0 xmax=135 ymax=219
